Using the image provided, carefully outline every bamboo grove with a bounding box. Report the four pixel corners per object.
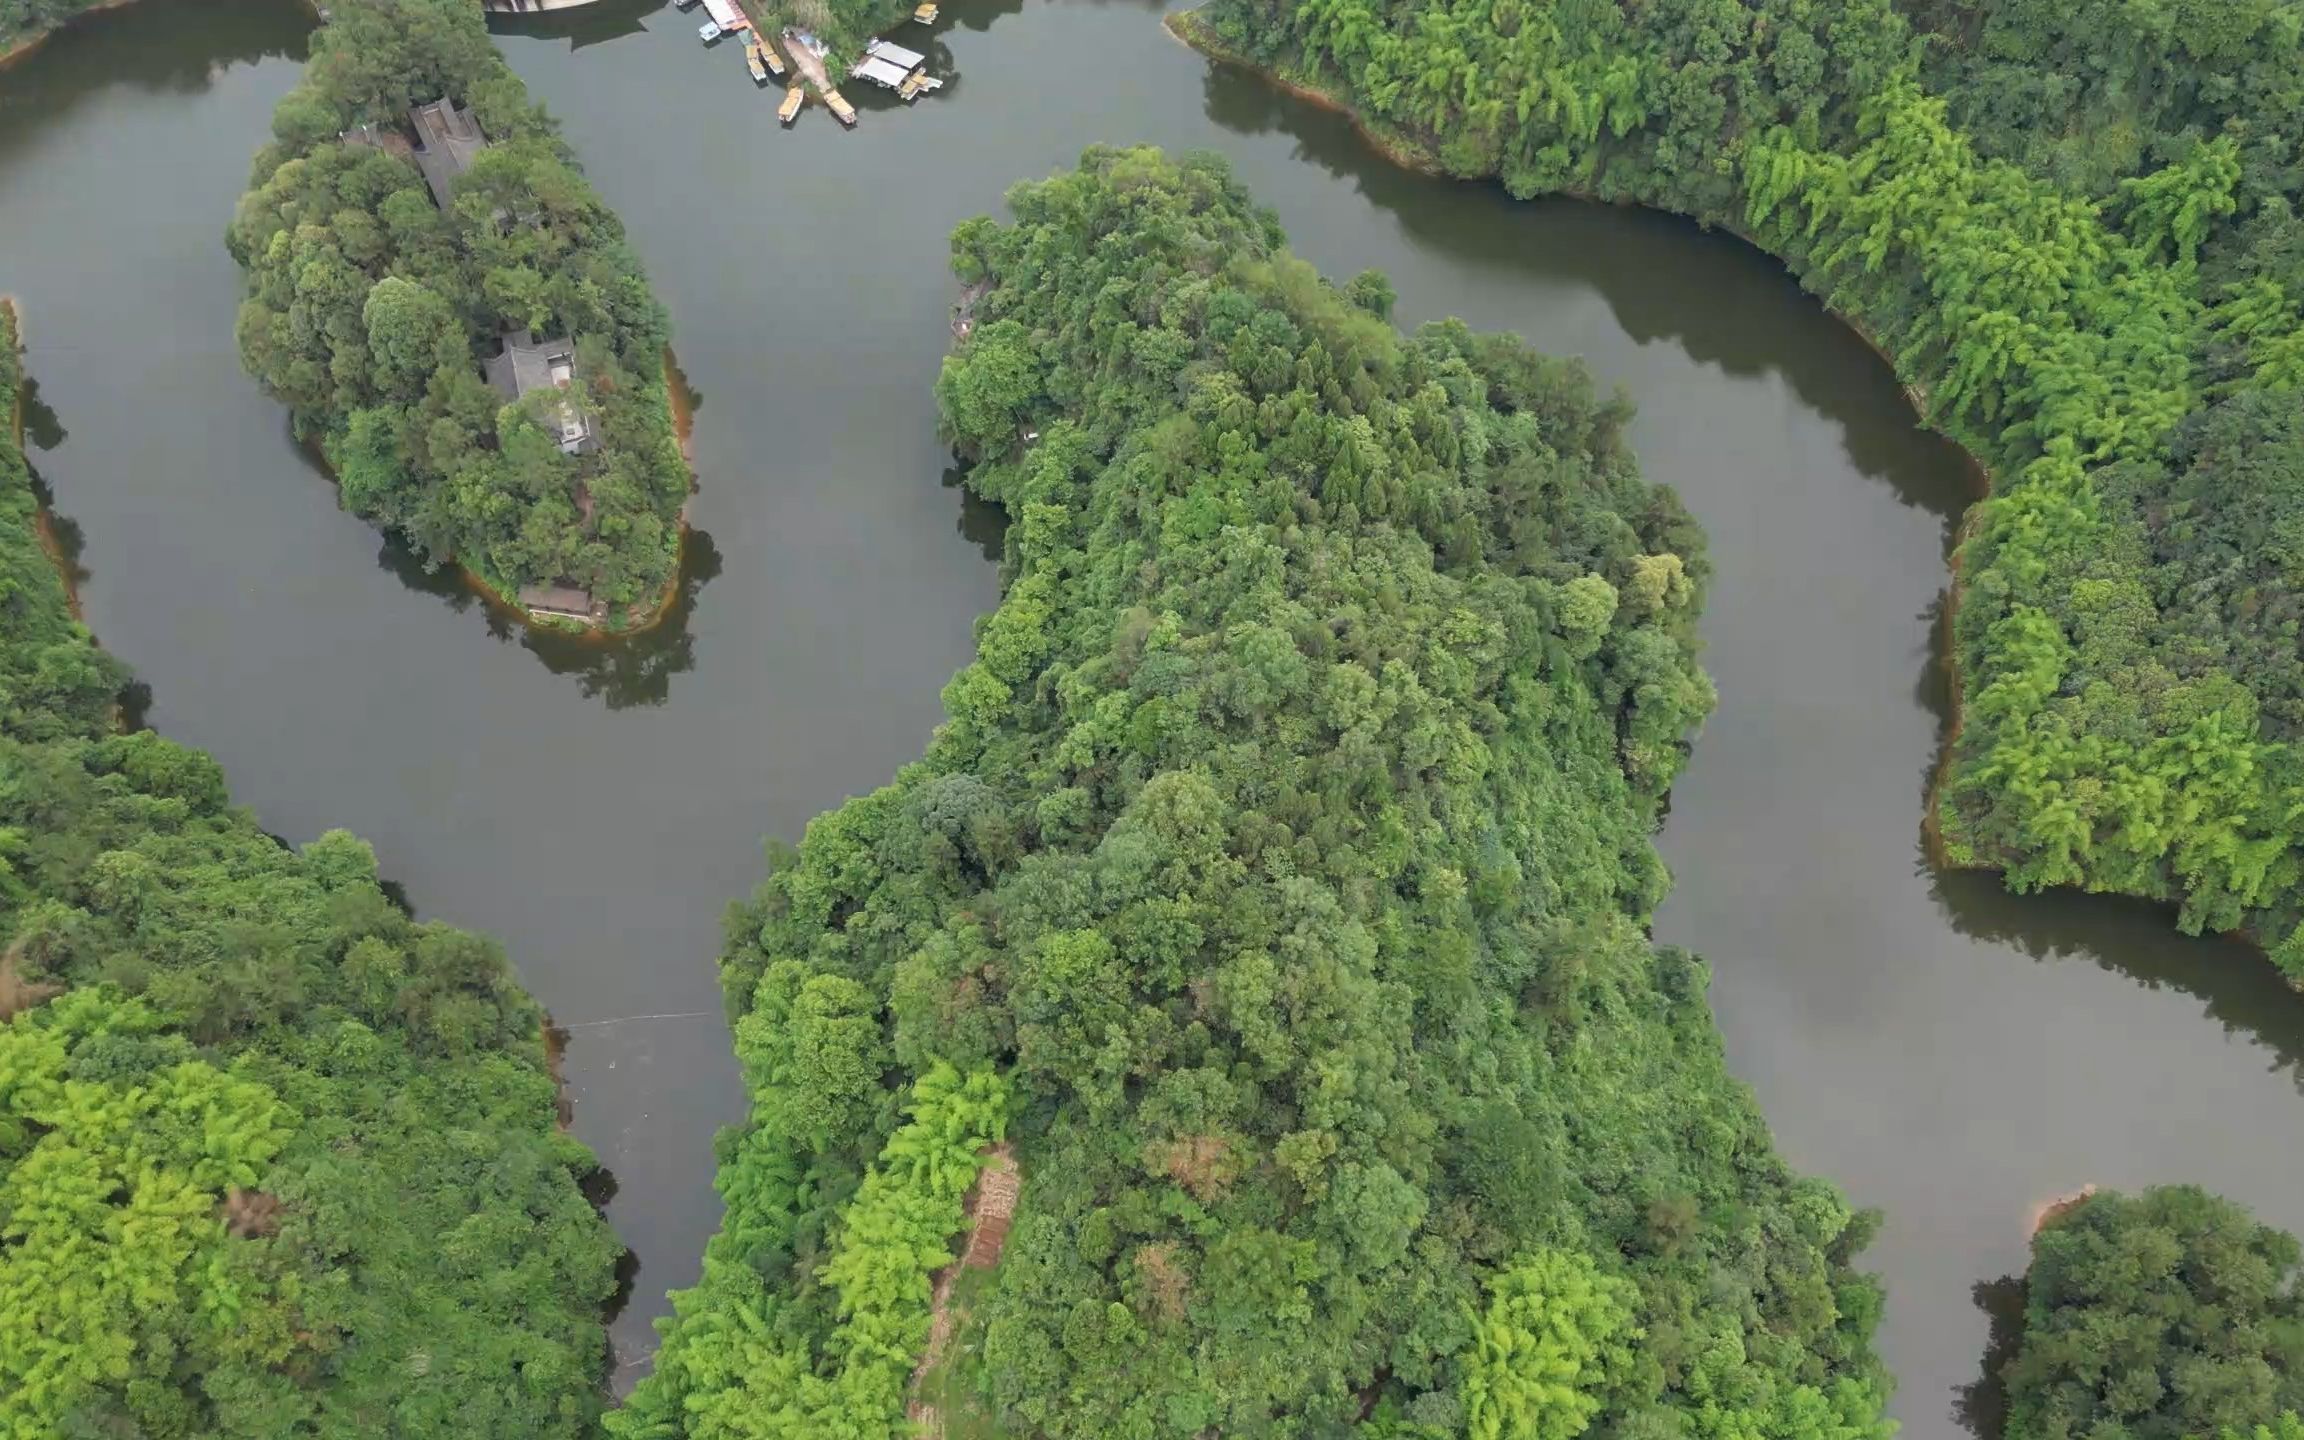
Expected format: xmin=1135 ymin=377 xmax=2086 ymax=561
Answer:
xmin=0 ymin=305 xmax=620 ymax=1436
xmin=1184 ymin=0 xmax=2304 ymax=973
xmin=623 ymin=147 xmax=1891 ymax=1440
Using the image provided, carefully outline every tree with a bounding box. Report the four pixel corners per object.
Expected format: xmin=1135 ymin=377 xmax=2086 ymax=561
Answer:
xmin=2005 ymin=1187 xmax=2304 ymax=1440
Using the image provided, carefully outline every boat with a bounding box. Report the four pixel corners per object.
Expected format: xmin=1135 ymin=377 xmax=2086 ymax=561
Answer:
xmin=898 ymin=70 xmax=944 ymax=101
xmin=674 ymin=0 xmax=699 ymax=9
xmin=778 ymin=85 xmax=805 ymax=124
xmin=759 ymin=37 xmax=786 ymax=76
xmin=912 ymin=2 xmax=938 ymax=20
xmin=745 ymin=37 xmax=769 ymax=83
xmin=697 ymin=19 xmax=721 ymax=42
xmin=824 ymin=88 xmax=857 ymax=126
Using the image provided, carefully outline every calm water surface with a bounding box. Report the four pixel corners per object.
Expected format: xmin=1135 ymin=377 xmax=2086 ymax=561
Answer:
xmin=4 ymin=0 xmax=2302 ymax=1428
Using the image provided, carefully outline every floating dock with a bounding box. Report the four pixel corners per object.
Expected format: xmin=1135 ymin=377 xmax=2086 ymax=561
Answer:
xmin=778 ymin=84 xmax=805 ymax=124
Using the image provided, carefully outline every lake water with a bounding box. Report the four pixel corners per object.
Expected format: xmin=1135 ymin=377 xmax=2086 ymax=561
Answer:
xmin=3 ymin=0 xmax=2300 ymax=1430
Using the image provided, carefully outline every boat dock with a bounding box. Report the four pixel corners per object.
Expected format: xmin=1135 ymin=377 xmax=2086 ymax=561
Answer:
xmin=677 ymin=3 xmax=938 ymax=126
xmin=852 ymin=36 xmax=943 ymax=102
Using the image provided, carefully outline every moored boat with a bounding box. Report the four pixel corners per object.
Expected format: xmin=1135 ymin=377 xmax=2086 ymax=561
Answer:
xmin=778 ymin=85 xmax=805 ymax=124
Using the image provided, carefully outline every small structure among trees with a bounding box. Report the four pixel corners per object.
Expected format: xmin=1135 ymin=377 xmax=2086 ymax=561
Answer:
xmin=486 ymin=330 xmax=595 ymax=456
xmin=405 ymin=97 xmax=486 ymax=209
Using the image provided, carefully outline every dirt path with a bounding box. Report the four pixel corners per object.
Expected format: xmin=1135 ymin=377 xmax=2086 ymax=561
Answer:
xmin=907 ymin=1142 xmax=1022 ymax=1438
xmin=778 ymin=27 xmax=836 ymax=100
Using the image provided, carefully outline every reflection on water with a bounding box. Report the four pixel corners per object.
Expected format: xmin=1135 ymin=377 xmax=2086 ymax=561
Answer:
xmin=485 ymin=0 xmax=665 ymax=53
xmin=1176 ymin=19 xmax=2304 ymax=1435
xmin=373 ymin=528 xmax=725 ymax=710
xmin=0 ymin=0 xmax=305 ymax=145
xmin=942 ymin=463 xmax=1005 ymax=564
xmin=1936 ymin=869 xmax=2304 ymax=1086
xmin=9 ymin=0 xmax=2303 ymax=1415
xmin=18 ymin=371 xmax=66 ymax=452
xmin=1950 ymin=1273 xmax=2027 ymax=1440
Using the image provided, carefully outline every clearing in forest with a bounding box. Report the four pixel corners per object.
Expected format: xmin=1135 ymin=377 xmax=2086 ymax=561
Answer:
xmin=908 ymin=1143 xmax=1021 ymax=1439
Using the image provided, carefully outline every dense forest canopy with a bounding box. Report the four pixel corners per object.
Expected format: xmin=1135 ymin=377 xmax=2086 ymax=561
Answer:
xmin=228 ymin=0 xmax=689 ymax=621
xmin=618 ymin=146 xmax=1889 ymax=1440
xmin=0 ymin=304 xmax=618 ymax=1435
xmin=2004 ymin=1186 xmax=2304 ymax=1440
xmin=1183 ymin=0 xmax=2304 ymax=977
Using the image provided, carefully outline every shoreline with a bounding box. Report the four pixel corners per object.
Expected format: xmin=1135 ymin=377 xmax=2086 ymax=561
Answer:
xmin=464 ymin=346 xmax=697 ymax=638
xmin=2 ymin=298 xmax=89 ymax=624
xmin=1167 ymin=7 xmax=2085 ymax=927
xmin=0 ymin=0 xmax=141 ymax=71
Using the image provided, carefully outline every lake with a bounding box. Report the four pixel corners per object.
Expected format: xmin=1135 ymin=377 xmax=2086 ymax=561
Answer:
xmin=3 ymin=0 xmax=2300 ymax=1429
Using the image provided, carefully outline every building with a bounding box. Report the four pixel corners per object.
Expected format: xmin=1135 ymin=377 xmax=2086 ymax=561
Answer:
xmin=864 ymin=36 xmax=926 ymax=69
xmin=407 ymin=98 xmax=487 ymax=210
xmin=486 ymin=330 xmax=596 ymax=455
xmin=853 ymin=53 xmax=915 ymax=89
xmin=516 ymin=583 xmax=603 ymax=622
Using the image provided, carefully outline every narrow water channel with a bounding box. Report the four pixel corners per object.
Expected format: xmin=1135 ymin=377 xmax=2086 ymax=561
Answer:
xmin=4 ymin=0 xmax=2302 ymax=1430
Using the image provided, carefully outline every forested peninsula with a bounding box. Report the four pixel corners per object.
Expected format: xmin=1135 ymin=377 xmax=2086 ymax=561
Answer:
xmin=1181 ymin=0 xmax=2304 ymax=977
xmin=617 ymin=146 xmax=1888 ymax=1440
xmin=2003 ymin=1186 xmax=2304 ymax=1440
xmin=228 ymin=0 xmax=690 ymax=627
xmin=0 ymin=304 xmax=618 ymax=1434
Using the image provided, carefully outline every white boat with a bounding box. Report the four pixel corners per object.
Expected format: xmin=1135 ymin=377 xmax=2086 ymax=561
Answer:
xmin=698 ymin=19 xmax=721 ymax=41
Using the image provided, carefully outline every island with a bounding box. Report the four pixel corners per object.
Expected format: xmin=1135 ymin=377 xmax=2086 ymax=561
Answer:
xmin=228 ymin=0 xmax=692 ymax=631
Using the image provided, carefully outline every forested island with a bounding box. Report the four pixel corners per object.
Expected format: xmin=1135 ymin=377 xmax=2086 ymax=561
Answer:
xmin=1180 ymin=0 xmax=2304 ymax=977
xmin=228 ymin=0 xmax=690 ymax=627
xmin=2003 ymin=1186 xmax=2304 ymax=1440
xmin=619 ymin=146 xmax=1890 ymax=1440
xmin=0 ymin=304 xmax=618 ymax=1434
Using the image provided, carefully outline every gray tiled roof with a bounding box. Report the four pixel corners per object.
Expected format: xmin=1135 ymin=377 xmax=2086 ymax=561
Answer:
xmin=407 ymin=97 xmax=487 ymax=210
xmin=486 ymin=330 xmax=597 ymax=455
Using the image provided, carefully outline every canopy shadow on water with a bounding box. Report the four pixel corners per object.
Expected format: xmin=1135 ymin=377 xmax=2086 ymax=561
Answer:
xmin=373 ymin=524 xmax=725 ymax=711
xmin=1192 ymin=53 xmax=1982 ymax=544
xmin=0 ymin=0 xmax=309 ymax=160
